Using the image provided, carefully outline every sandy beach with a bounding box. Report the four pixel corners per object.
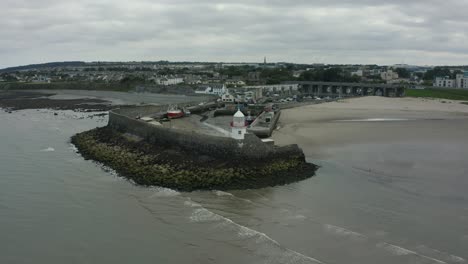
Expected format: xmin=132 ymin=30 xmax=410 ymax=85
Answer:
xmin=274 ymin=96 xmax=468 ymax=159
xmin=297 ymin=96 xmax=468 ymax=113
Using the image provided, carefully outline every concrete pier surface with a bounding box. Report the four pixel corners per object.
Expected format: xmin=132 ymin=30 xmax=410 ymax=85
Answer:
xmin=164 ymin=115 xmax=228 ymax=137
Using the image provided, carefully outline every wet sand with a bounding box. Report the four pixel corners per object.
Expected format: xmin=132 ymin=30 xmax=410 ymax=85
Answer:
xmin=274 ymin=96 xmax=468 ymax=159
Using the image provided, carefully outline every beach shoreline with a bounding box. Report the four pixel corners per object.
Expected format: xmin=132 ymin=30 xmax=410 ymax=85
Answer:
xmin=273 ymin=96 xmax=468 ymax=159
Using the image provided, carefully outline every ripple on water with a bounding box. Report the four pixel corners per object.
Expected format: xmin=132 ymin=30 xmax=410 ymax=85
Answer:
xmin=148 ymin=187 xmax=181 ymax=198
xmin=40 ymin=147 xmax=55 ymax=152
xmin=185 ymin=198 xmax=326 ymax=264
xmin=214 ymin=190 xmax=234 ymax=197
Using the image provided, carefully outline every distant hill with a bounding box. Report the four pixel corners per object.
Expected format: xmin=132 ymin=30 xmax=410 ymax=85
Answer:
xmin=0 ymin=61 xmax=86 ymax=73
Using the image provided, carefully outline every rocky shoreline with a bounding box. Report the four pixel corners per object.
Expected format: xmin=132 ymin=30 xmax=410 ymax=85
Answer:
xmin=0 ymin=90 xmax=114 ymax=112
xmin=71 ymin=126 xmax=318 ymax=191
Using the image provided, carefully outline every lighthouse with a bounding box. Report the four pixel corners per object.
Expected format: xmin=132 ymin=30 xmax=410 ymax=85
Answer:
xmin=231 ymin=109 xmax=247 ymax=140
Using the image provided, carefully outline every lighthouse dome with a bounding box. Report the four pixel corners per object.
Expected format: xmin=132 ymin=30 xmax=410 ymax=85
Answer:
xmin=232 ymin=109 xmax=246 ymax=128
xmin=234 ymin=110 xmax=245 ymax=117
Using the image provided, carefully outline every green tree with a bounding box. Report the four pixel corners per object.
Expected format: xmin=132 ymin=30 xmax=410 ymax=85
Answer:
xmin=260 ymin=68 xmax=294 ymax=84
xmin=299 ymin=67 xmax=360 ymax=83
xmin=395 ymin=68 xmax=410 ymax=78
xmin=0 ymin=73 xmax=18 ymax=82
xmin=424 ymin=67 xmax=452 ymax=80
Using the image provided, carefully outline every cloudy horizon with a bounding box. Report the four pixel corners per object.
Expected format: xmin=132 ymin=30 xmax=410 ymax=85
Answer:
xmin=1 ymin=0 xmax=468 ymax=68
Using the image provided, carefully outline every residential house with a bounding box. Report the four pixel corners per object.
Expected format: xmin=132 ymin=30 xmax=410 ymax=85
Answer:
xmin=351 ymin=69 xmax=364 ymax=77
xmin=225 ymin=79 xmax=246 ymax=87
xmin=456 ymin=71 xmax=468 ymax=89
xmin=221 ymin=93 xmax=235 ymax=103
xmin=184 ymin=75 xmax=202 ymax=85
xmin=151 ymin=76 xmax=184 ymax=86
xmin=195 ymin=83 xmax=226 ymax=95
xmin=31 ymin=75 xmax=51 ymax=83
xmin=381 ymin=70 xmax=399 ymax=82
xmin=434 ymin=76 xmax=456 ymax=88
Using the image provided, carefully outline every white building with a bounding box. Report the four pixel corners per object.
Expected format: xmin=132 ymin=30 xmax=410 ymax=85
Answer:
xmin=225 ymin=79 xmax=246 ymax=87
xmin=351 ymin=69 xmax=364 ymax=77
xmin=456 ymin=72 xmax=468 ymax=89
xmin=434 ymin=76 xmax=456 ymax=88
xmin=235 ymin=86 xmax=263 ymax=100
xmin=381 ymin=70 xmax=399 ymax=81
xmin=231 ymin=110 xmax=247 ymax=140
xmin=31 ymin=75 xmax=51 ymax=83
xmin=221 ymin=93 xmax=235 ymax=103
xmin=150 ymin=76 xmax=184 ymax=86
xmin=292 ymin=70 xmax=305 ymax=78
xmin=195 ymin=84 xmax=226 ymax=96
xmin=158 ymin=77 xmax=184 ymax=86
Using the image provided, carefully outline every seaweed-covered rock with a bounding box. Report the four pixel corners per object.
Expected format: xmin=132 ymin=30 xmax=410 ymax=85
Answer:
xmin=71 ymin=126 xmax=318 ymax=191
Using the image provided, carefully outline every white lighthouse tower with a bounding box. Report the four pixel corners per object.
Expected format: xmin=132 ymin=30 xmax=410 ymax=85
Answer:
xmin=231 ymin=109 xmax=247 ymax=140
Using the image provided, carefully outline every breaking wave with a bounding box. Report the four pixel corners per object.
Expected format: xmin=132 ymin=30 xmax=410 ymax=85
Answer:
xmin=415 ymin=245 xmax=467 ymax=263
xmin=148 ymin=187 xmax=181 ymax=198
xmin=40 ymin=147 xmax=55 ymax=152
xmin=324 ymin=224 xmax=454 ymax=264
xmin=214 ymin=190 xmax=234 ymax=197
xmin=68 ymin=144 xmax=78 ymax=153
xmin=186 ymin=198 xmax=326 ymax=264
xmin=377 ymin=242 xmax=447 ymax=263
xmin=324 ymin=224 xmax=366 ymax=240
xmin=336 ymin=118 xmax=411 ymax=122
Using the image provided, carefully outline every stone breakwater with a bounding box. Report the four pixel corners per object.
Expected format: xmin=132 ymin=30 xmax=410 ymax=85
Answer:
xmin=71 ymin=105 xmax=318 ymax=191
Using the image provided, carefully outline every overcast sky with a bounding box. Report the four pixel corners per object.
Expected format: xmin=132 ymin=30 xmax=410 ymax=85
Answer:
xmin=1 ymin=0 xmax=468 ymax=68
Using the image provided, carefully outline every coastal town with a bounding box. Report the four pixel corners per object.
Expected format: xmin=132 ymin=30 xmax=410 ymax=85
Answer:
xmin=2 ymin=60 xmax=468 ymax=109
xmin=2 ymin=61 xmax=468 ymax=90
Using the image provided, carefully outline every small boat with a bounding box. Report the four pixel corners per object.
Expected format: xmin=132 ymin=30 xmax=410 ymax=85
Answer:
xmin=167 ymin=105 xmax=184 ymax=119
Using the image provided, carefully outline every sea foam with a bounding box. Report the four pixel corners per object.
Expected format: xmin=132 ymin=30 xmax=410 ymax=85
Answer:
xmin=149 ymin=187 xmax=181 ymax=198
xmin=40 ymin=147 xmax=55 ymax=152
xmin=186 ymin=198 xmax=326 ymax=264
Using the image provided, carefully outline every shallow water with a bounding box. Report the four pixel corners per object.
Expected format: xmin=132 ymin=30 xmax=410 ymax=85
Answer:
xmin=1 ymin=108 xmax=467 ymax=264
xmin=31 ymin=89 xmax=211 ymax=105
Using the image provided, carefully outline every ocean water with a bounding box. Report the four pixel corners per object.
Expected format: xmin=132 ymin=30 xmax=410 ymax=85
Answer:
xmin=1 ymin=108 xmax=467 ymax=264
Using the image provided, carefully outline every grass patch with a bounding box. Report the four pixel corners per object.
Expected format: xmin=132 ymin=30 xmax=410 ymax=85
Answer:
xmin=405 ymin=88 xmax=468 ymax=101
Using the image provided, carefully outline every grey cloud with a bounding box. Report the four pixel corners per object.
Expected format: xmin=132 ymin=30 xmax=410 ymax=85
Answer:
xmin=1 ymin=0 xmax=468 ymax=68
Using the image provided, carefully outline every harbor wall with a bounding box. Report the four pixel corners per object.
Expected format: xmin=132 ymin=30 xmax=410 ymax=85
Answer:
xmin=108 ymin=106 xmax=303 ymax=161
xmin=113 ymin=101 xmax=219 ymax=118
xmin=247 ymin=110 xmax=281 ymax=138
